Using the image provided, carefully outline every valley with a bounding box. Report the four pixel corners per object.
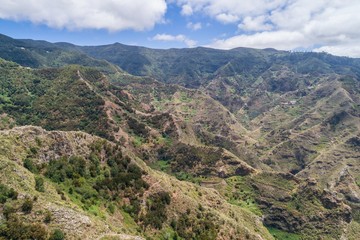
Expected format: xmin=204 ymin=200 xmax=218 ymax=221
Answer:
xmin=0 ymin=33 xmax=359 ymax=239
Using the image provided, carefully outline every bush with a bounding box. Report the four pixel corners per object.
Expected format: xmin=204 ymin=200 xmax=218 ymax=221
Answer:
xmin=49 ymin=229 xmax=65 ymax=240
xmin=21 ymin=197 xmax=33 ymax=214
xmin=45 ymin=156 xmax=88 ymax=183
xmin=35 ymin=176 xmax=45 ymax=192
xmin=127 ymin=118 xmax=149 ymax=137
xmin=175 ymin=211 xmax=218 ymax=240
xmin=23 ymin=158 xmax=39 ymax=173
xmin=44 ymin=210 xmax=53 ymax=223
xmin=108 ymin=203 xmax=115 ymax=214
xmin=0 ymin=184 xmax=18 ymax=204
xmin=3 ymin=203 xmax=15 ymax=219
xmin=0 ymin=216 xmax=48 ymax=240
xmin=7 ymin=188 xmax=18 ymax=200
xmin=143 ymin=191 xmax=171 ymax=229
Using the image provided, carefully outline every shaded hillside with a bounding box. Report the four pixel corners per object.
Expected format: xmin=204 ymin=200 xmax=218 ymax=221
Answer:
xmin=0 ymin=34 xmax=119 ymax=74
xmin=75 ymin=42 xmax=360 ymax=87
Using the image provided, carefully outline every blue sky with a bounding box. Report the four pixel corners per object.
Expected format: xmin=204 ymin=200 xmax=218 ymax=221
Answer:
xmin=1 ymin=0 xmax=360 ymax=57
xmin=0 ymin=3 xmax=232 ymax=48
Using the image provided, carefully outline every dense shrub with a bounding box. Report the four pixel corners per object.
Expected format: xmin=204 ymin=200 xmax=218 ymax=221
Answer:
xmin=127 ymin=118 xmax=149 ymax=137
xmin=107 ymin=203 xmax=115 ymax=214
xmin=45 ymin=156 xmax=87 ymax=183
xmin=0 ymin=216 xmax=47 ymax=240
xmin=0 ymin=184 xmax=18 ymax=204
xmin=23 ymin=158 xmax=39 ymax=173
xmin=94 ymin=154 xmax=148 ymax=196
xmin=35 ymin=176 xmax=45 ymax=192
xmin=0 ymin=64 xmax=112 ymax=141
xmin=44 ymin=210 xmax=53 ymax=223
xmin=175 ymin=211 xmax=218 ymax=240
xmin=21 ymin=197 xmax=33 ymax=214
xmin=49 ymin=229 xmax=65 ymax=240
xmin=142 ymin=191 xmax=171 ymax=229
xmin=2 ymin=203 xmax=16 ymax=219
xmin=123 ymin=198 xmax=141 ymax=217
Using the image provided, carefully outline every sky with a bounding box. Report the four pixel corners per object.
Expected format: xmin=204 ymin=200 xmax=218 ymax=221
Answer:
xmin=1 ymin=0 xmax=360 ymax=57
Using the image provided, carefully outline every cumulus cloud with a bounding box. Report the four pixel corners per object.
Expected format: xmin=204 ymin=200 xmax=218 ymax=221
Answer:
xmin=313 ymin=43 xmax=360 ymax=58
xmin=176 ymin=0 xmax=360 ymax=57
xmin=210 ymin=31 xmax=309 ymax=50
xmin=238 ymin=16 xmax=273 ymax=32
xmin=187 ymin=22 xmax=202 ymax=31
xmin=181 ymin=4 xmax=193 ymax=16
xmin=152 ymin=34 xmax=197 ymax=47
xmin=215 ymin=13 xmax=239 ymax=24
xmin=2 ymin=0 xmax=360 ymax=56
xmin=0 ymin=0 xmax=167 ymax=31
xmin=175 ymin=0 xmax=286 ymax=20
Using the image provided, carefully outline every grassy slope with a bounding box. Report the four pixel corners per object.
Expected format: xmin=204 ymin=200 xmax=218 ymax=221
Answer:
xmin=0 ymin=126 xmax=273 ymax=240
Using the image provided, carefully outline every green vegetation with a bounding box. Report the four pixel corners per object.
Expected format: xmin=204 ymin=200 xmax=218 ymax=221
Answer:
xmin=173 ymin=209 xmax=218 ymax=240
xmin=267 ymin=227 xmax=301 ymax=240
xmin=158 ymin=143 xmax=224 ymax=176
xmin=127 ymin=118 xmax=149 ymax=137
xmin=0 ymin=114 xmax=15 ymax=129
xmin=44 ymin=210 xmax=53 ymax=223
xmin=225 ymin=176 xmax=262 ymax=216
xmin=0 ymin=183 xmax=49 ymax=239
xmin=0 ymin=216 xmax=48 ymax=240
xmin=23 ymin=157 xmax=40 ymax=173
xmin=35 ymin=176 xmax=45 ymax=192
xmin=21 ymin=197 xmax=34 ymax=214
xmin=41 ymin=142 xmax=149 ymax=216
xmin=0 ymin=34 xmax=359 ymax=240
xmin=133 ymin=135 xmax=144 ymax=147
xmin=0 ymin=62 xmax=111 ymax=138
xmin=0 ymin=184 xmax=18 ymax=203
xmin=0 ymin=34 xmax=117 ymax=71
xmin=142 ymin=191 xmax=171 ymax=229
xmin=150 ymin=160 xmax=171 ymax=172
xmin=49 ymin=229 xmax=65 ymax=240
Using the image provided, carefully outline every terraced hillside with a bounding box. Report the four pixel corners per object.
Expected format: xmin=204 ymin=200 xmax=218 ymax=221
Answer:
xmin=0 ymin=33 xmax=359 ymax=239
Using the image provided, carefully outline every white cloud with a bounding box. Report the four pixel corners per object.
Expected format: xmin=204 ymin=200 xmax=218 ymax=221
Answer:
xmin=238 ymin=16 xmax=273 ymax=32
xmin=181 ymin=4 xmax=193 ymax=15
xmin=175 ymin=0 xmax=287 ymax=21
xmin=187 ymin=22 xmax=202 ymax=31
xmin=152 ymin=34 xmax=197 ymax=47
xmin=210 ymin=31 xmax=308 ymax=50
xmin=176 ymin=0 xmax=360 ymax=57
xmin=0 ymin=0 xmax=167 ymax=31
xmin=313 ymin=43 xmax=360 ymax=58
xmin=2 ymin=0 xmax=360 ymax=56
xmin=215 ymin=13 xmax=239 ymax=24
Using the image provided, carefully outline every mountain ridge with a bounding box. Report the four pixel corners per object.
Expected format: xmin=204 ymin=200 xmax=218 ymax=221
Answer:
xmin=0 ymin=33 xmax=359 ymax=239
